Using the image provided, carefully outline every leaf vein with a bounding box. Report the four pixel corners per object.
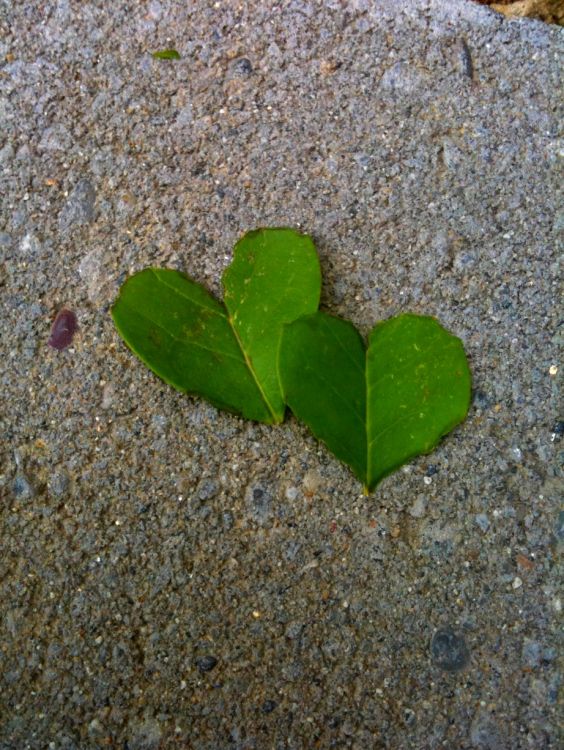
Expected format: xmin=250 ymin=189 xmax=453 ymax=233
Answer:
xmin=312 ymin=370 xmax=365 ymax=428
xmin=320 ymin=316 xmax=365 ymax=376
xmin=367 ymin=341 xmax=460 ymax=393
xmin=151 ymin=270 xmax=227 ymax=318
xmin=368 ymin=405 xmax=428 ymax=449
xmin=128 ymin=306 xmax=246 ymax=364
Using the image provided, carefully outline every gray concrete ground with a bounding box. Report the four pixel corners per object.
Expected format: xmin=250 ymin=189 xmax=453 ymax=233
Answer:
xmin=1 ymin=1 xmax=562 ymax=748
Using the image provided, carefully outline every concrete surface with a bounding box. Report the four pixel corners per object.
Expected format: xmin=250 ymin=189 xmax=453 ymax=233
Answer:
xmin=1 ymin=1 xmax=562 ymax=748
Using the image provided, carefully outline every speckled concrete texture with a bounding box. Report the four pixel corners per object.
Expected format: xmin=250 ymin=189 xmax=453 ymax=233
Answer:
xmin=1 ymin=1 xmax=562 ymax=748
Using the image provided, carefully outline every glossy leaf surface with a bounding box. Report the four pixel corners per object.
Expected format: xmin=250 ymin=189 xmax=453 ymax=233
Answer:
xmin=111 ymin=228 xmax=321 ymax=423
xmin=279 ymin=312 xmax=471 ymax=491
xmin=223 ymin=229 xmax=321 ymax=421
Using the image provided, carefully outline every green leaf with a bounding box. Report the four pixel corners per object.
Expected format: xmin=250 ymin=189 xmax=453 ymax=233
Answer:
xmin=151 ymin=49 xmax=181 ymax=60
xmin=111 ymin=228 xmax=321 ymax=424
xmin=279 ymin=312 xmax=471 ymax=492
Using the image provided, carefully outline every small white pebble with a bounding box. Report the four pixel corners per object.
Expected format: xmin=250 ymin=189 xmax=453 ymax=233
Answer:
xmin=423 ymin=476 xmax=432 ymax=485
xmin=549 ymin=365 xmax=558 ymax=376
xmin=285 ymin=486 xmax=298 ymax=501
xmin=512 ymin=577 xmax=523 ymax=589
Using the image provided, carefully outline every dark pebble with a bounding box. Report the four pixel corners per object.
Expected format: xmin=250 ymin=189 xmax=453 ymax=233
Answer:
xmin=551 ymin=420 xmax=564 ymax=439
xmin=472 ymin=389 xmax=492 ymax=410
xmin=48 ymin=309 xmax=78 ymax=350
xmin=232 ymin=57 xmax=253 ymax=76
xmin=246 ymin=483 xmax=272 ymax=524
xmin=12 ymin=474 xmax=34 ymax=499
xmin=261 ymin=700 xmax=277 ymax=714
xmin=196 ymin=655 xmax=218 ymax=673
xmin=430 ymin=627 xmax=470 ymax=672
xmin=425 ymin=464 xmax=439 ymax=477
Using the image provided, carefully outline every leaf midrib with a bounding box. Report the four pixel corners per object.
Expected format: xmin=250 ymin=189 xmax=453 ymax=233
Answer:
xmin=317 ymin=314 xmax=369 ymax=486
xmin=363 ymin=330 xmax=462 ymax=490
xmin=152 ymin=269 xmax=226 ymax=316
xmin=227 ymin=312 xmax=279 ymax=423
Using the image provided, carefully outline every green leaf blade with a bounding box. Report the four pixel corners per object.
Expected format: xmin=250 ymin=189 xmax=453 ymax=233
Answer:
xmin=223 ymin=228 xmax=321 ymax=422
xmin=111 ymin=269 xmax=273 ymax=423
xmin=279 ymin=312 xmax=367 ymax=482
xmin=280 ymin=311 xmax=471 ymax=492
xmin=151 ymin=49 xmax=181 ymax=60
xmin=111 ymin=229 xmax=321 ymax=424
xmin=366 ymin=314 xmax=471 ymax=490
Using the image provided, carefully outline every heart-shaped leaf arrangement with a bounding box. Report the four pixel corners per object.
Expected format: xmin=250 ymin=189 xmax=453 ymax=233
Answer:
xmin=279 ymin=311 xmax=471 ymax=493
xmin=112 ymin=228 xmax=471 ymax=491
xmin=111 ymin=228 xmax=321 ymax=423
